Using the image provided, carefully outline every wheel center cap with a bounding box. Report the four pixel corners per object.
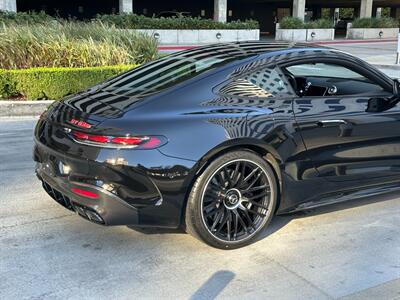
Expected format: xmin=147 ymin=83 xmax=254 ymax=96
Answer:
xmin=224 ymin=189 xmax=241 ymax=209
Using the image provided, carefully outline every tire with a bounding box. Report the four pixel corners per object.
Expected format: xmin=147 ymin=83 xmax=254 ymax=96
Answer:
xmin=185 ymin=150 xmax=278 ymax=249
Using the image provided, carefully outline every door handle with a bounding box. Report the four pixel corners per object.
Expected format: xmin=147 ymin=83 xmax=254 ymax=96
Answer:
xmin=318 ymin=120 xmax=353 ymax=137
xmin=317 ymin=119 xmax=348 ymax=127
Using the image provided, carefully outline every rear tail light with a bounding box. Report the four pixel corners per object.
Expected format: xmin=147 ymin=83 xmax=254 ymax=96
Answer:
xmin=71 ymin=188 xmax=99 ymax=199
xmin=69 ymin=130 xmax=166 ymax=149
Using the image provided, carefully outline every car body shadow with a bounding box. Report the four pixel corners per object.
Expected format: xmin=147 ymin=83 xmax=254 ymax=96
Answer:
xmin=257 ymin=190 xmax=400 ymax=241
xmin=128 ymin=191 xmax=399 ymax=245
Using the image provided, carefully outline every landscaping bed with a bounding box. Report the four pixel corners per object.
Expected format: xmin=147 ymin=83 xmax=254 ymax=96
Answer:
xmin=346 ymin=18 xmax=399 ymax=40
xmin=0 ymin=18 xmax=148 ymax=101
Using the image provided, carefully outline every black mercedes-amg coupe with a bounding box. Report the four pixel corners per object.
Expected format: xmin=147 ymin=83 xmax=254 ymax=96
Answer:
xmin=34 ymin=42 xmax=400 ymax=249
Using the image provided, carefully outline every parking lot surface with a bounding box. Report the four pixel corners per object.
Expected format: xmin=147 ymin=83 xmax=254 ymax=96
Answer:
xmin=1 ymin=118 xmax=399 ymax=300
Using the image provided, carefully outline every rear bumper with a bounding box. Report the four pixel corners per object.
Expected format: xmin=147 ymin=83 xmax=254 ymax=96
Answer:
xmin=36 ymin=167 xmax=139 ymax=226
xmin=33 ymin=132 xmax=196 ymax=228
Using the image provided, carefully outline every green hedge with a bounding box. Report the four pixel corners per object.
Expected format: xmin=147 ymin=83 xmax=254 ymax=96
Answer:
xmin=0 ymin=11 xmax=56 ymax=25
xmin=351 ymin=17 xmax=398 ymax=28
xmin=0 ymin=65 xmax=136 ymax=100
xmin=96 ymin=14 xmax=259 ymax=29
xmin=279 ymin=17 xmax=334 ymax=29
xmin=0 ymin=11 xmax=259 ymax=30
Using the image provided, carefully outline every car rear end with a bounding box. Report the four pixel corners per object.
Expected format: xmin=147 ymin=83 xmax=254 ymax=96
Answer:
xmin=33 ymin=99 xmax=193 ymax=228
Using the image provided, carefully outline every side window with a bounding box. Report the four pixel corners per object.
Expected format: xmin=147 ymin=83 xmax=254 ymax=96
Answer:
xmin=220 ymin=66 xmax=294 ymax=98
xmin=285 ymin=63 xmax=385 ymax=96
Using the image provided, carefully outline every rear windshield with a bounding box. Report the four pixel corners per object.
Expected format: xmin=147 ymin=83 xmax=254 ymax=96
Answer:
xmin=101 ymin=44 xmax=255 ymax=98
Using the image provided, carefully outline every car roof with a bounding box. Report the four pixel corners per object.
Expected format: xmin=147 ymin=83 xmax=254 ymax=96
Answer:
xmin=230 ymin=41 xmax=320 ymax=54
xmin=179 ymin=41 xmax=324 ymax=56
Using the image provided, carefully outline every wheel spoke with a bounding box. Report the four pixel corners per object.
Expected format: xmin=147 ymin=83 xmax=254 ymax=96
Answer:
xmin=247 ymin=191 xmax=269 ymax=201
xmin=223 ymin=166 xmax=233 ymax=188
xmin=243 ymin=185 xmax=269 ymax=194
xmin=226 ymin=212 xmax=232 ymax=241
xmin=242 ymin=167 xmax=259 ymax=183
xmin=210 ymin=211 xmax=223 ymax=232
xmin=235 ymin=210 xmax=249 ymax=233
xmin=247 ymin=199 xmax=268 ymax=210
xmin=247 ymin=209 xmax=267 ymax=218
xmin=204 ymin=201 xmax=218 ymax=212
xmin=245 ymin=172 xmax=262 ymax=190
xmin=231 ymin=162 xmax=240 ymax=186
xmin=204 ymin=195 xmax=219 ymax=204
xmin=214 ymin=172 xmax=225 ymax=188
xmin=216 ymin=211 xmax=229 ymax=234
xmin=241 ymin=209 xmax=253 ymax=226
xmin=234 ymin=162 xmax=246 ymax=187
xmin=233 ymin=212 xmax=239 ymax=240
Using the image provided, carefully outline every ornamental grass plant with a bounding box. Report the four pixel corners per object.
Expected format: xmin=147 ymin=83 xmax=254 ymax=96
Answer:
xmin=0 ymin=22 xmax=158 ymax=69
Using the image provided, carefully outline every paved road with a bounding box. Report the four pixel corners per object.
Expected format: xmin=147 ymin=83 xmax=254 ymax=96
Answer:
xmin=0 ymin=118 xmax=399 ymax=300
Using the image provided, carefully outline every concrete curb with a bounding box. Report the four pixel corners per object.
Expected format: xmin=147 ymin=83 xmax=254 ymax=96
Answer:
xmin=0 ymin=100 xmax=53 ymax=118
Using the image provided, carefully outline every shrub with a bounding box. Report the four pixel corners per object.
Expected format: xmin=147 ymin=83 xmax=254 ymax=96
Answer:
xmin=279 ymin=17 xmax=334 ymax=29
xmin=279 ymin=17 xmax=304 ymax=29
xmin=96 ymin=13 xmax=259 ymax=29
xmin=0 ymin=65 xmax=136 ymax=100
xmin=351 ymin=17 xmax=398 ymax=28
xmin=0 ymin=22 xmax=158 ymax=69
xmin=0 ymin=11 xmax=55 ymax=25
xmin=304 ymin=19 xmax=333 ymax=29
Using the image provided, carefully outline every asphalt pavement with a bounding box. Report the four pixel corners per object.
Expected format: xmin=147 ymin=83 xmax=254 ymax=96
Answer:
xmin=0 ymin=118 xmax=399 ymax=300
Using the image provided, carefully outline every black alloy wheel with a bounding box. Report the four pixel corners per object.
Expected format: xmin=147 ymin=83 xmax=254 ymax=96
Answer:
xmin=185 ymin=150 xmax=277 ymax=249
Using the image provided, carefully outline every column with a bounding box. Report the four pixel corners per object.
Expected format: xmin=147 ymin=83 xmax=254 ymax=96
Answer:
xmin=395 ymin=8 xmax=400 ymax=20
xmin=360 ymin=0 xmax=373 ymax=18
xmin=0 ymin=0 xmax=17 ymax=12
xmin=119 ymin=0 xmax=133 ymax=14
xmin=376 ymin=7 xmax=382 ymax=18
xmin=214 ymin=0 xmax=227 ymax=23
xmin=292 ymin=0 xmax=306 ymax=21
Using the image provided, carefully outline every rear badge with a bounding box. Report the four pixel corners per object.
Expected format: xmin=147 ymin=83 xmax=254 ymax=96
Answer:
xmin=68 ymin=118 xmax=92 ymax=129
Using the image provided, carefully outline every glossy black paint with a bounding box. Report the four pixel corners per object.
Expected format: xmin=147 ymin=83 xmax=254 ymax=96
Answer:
xmin=33 ymin=42 xmax=400 ymax=228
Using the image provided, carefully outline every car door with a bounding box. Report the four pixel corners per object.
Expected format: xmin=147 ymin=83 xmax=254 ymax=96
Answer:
xmin=283 ymin=59 xmax=400 ymax=183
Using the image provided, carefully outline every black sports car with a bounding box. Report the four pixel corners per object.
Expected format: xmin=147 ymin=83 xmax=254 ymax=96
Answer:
xmin=34 ymin=42 xmax=400 ymax=249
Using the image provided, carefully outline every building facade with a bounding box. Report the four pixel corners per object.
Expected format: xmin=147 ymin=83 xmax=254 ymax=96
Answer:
xmin=1 ymin=0 xmax=399 ymax=35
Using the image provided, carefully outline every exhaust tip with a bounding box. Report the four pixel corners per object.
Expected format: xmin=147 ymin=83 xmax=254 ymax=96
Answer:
xmin=73 ymin=203 xmax=105 ymax=224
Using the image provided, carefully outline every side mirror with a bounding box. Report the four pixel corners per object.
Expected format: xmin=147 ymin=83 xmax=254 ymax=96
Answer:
xmin=367 ymin=80 xmax=400 ymax=113
xmin=366 ymin=97 xmax=391 ymax=113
